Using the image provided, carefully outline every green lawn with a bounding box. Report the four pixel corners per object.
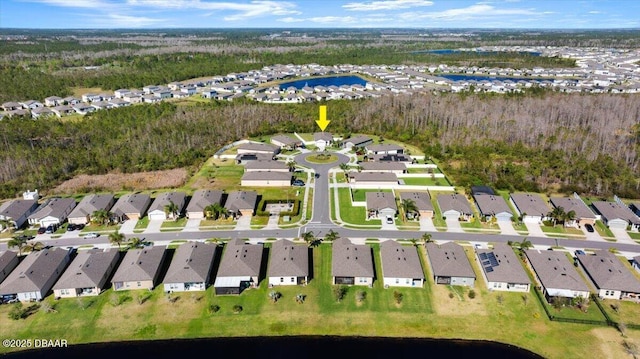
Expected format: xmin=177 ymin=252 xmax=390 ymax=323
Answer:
xmin=200 ymin=218 xmax=237 ymax=228
xmin=595 ymin=220 xmax=615 ymax=238
xmin=400 ymin=177 xmax=450 ymax=186
xmin=350 ymin=188 xmax=391 ymax=202
xmin=134 ymin=216 xmax=149 ymax=231
xmin=628 ymin=231 xmax=640 ymax=240
xmin=428 ymin=192 xmax=448 ymax=230
xmin=80 ymin=223 xmax=121 ymax=233
xmin=337 ymin=188 xmax=380 ymax=226
xmin=160 ymin=217 xmax=188 ymax=229
xmin=541 ymin=225 xmax=585 ymax=236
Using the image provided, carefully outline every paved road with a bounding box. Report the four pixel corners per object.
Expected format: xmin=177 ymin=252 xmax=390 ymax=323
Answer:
xmin=3 ymin=151 xmax=640 ymax=257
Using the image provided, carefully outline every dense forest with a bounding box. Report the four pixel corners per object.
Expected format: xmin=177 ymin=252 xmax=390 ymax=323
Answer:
xmin=0 ymin=93 xmax=639 ymax=200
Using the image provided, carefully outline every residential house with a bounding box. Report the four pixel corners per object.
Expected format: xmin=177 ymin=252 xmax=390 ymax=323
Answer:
xmin=244 ymin=160 xmax=290 ymax=173
xmin=348 ymin=172 xmax=398 ymax=186
xmin=20 ymin=100 xmax=43 ymax=110
xmin=549 ymin=196 xmax=596 ymax=226
xmin=44 ymin=96 xmax=63 ymax=107
xmin=61 ymin=96 xmax=81 ymax=106
xmin=510 ymin=193 xmax=551 ymax=223
xmin=577 ymin=250 xmax=640 ymax=300
xmin=399 ymin=191 xmax=434 ymax=219
xmin=1 ymin=102 xmax=21 ymax=111
xmin=630 ymin=202 xmax=640 ymax=217
xmin=27 ymin=197 xmax=76 ymax=227
xmin=475 ymin=243 xmax=530 ymax=292
xmin=0 ymin=251 xmax=19 ymax=285
xmin=236 ymin=142 xmax=280 ymax=156
xmin=343 ymin=135 xmax=373 ymax=149
xmin=163 ymin=242 xmax=217 ymax=293
xmin=235 ymin=152 xmax=275 ymax=164
xmin=51 ymin=105 xmax=75 ymax=117
xmin=358 ymin=162 xmax=406 ymax=174
xmin=214 ymin=239 xmax=263 ymax=295
xmin=241 ymin=171 xmax=292 ymax=187
xmin=314 ymin=132 xmax=333 ymax=150
xmin=110 ymin=193 xmax=151 ymax=222
xmin=111 ymin=246 xmax=167 ymax=291
xmin=369 ymin=153 xmax=413 ymax=163
xmin=270 ymin=134 xmax=301 ymax=150
xmin=524 ymin=249 xmax=590 ymax=300
xmin=379 ymin=240 xmax=424 ymax=288
xmin=0 ymin=199 xmax=39 ymax=229
xmin=147 ymin=192 xmax=186 ymax=221
xmin=0 ymin=248 xmax=71 ymax=302
xmin=436 ymin=194 xmax=473 ymax=221
xmin=268 ymin=239 xmax=310 ymax=286
xmin=72 ymin=104 xmax=96 ymax=115
xmin=365 ymin=144 xmax=404 ymax=155
xmin=113 ymin=89 xmax=131 ymax=98
xmin=332 ymin=238 xmax=374 ymax=286
xmin=67 ymin=193 xmax=115 ymax=225
xmin=591 ymin=201 xmax=640 ymax=230
xmin=186 ymin=190 xmax=224 ymax=220
xmin=81 ymin=93 xmax=102 ymax=103
xmin=53 ymin=248 xmax=120 ymax=298
xmin=473 ymin=194 xmax=513 ymax=222
xmin=31 ymin=107 xmax=54 ymax=118
xmin=365 ymin=192 xmax=397 ymax=220
xmin=225 ymin=191 xmax=258 ymax=218
xmin=425 ymin=242 xmax=476 ymax=287
xmin=109 ymin=98 xmax=130 ymax=108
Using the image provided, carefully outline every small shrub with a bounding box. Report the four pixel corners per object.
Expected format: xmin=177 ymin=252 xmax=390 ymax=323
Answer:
xmin=295 ymin=294 xmax=306 ymax=304
xmin=393 ymin=291 xmax=403 ymax=304
xmin=40 ymin=301 xmax=57 ymax=313
xmin=8 ymin=303 xmax=24 ymax=320
xmin=269 ymin=290 xmax=282 ymax=303
xmin=136 ymin=291 xmax=152 ymax=305
xmin=496 ymin=294 xmax=504 ymax=305
xmin=522 ymin=294 xmax=529 ymax=306
xmin=333 ymin=286 xmax=347 ymax=302
xmin=232 ymin=305 xmax=243 ymax=313
xmin=209 ymin=304 xmax=221 ymax=314
xmin=448 ymin=292 xmax=455 ymax=299
xmin=468 ymin=290 xmax=476 ymax=299
xmin=356 ymin=290 xmax=366 ymax=303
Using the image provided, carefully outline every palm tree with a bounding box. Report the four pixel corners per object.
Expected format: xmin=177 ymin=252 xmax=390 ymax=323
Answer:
xmin=24 ymin=241 xmax=45 ymax=252
xmin=421 ymin=232 xmax=433 ymax=243
xmin=7 ymin=235 xmax=28 ymax=255
xmin=0 ymin=219 xmax=15 ymax=233
xmin=401 ymin=199 xmax=419 ymax=221
xmin=204 ymin=203 xmax=226 ymax=220
xmin=92 ymin=209 xmax=108 ymax=225
xmin=339 ymin=163 xmax=350 ymax=173
xmin=302 ymin=231 xmax=315 ymax=247
xmin=109 ymin=231 xmax=125 ymax=250
xmin=548 ymin=206 xmax=566 ymax=227
xmin=127 ymin=237 xmax=151 ymax=249
xmin=286 ymin=160 xmax=297 ymax=172
xmin=519 ymin=237 xmax=533 ymax=251
xmin=324 ymin=229 xmax=339 ymax=242
xmin=563 ymin=210 xmax=576 ymax=227
xmin=164 ymin=201 xmax=179 ymax=221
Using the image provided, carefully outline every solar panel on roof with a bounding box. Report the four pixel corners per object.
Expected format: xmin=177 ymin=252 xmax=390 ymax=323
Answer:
xmin=486 ymin=267 xmax=494 ymax=272
xmin=483 ymin=260 xmax=491 ymax=266
xmin=487 ymin=253 xmax=496 ymax=260
xmin=479 ymin=253 xmax=488 ymax=260
xmin=490 ymin=259 xmax=499 ymax=266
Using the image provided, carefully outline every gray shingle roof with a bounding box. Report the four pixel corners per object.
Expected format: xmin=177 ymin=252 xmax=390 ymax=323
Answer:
xmin=425 ymin=242 xmax=476 ymax=279
xmin=380 ymin=241 xmax=424 ymax=279
xmin=0 ymin=199 xmax=37 ymax=221
xmin=244 ymin=160 xmax=289 ymax=171
xmin=473 ymin=194 xmax=513 ymax=217
xmin=437 ymin=194 xmax=473 ymax=214
xmin=549 ymin=197 xmax=596 ymax=220
xmin=0 ymin=248 xmax=70 ymax=295
xmin=577 ymin=250 xmax=640 ymax=293
xmin=476 ymin=243 xmax=530 ymax=285
xmin=349 ymin=172 xmax=398 ymax=183
xmin=111 ymin=193 xmax=151 ymax=217
xmin=366 ymin=144 xmax=403 ymax=152
xmin=591 ymin=201 xmax=640 ymax=225
xmin=359 ymin=162 xmax=406 ymax=171
xmin=111 ymin=246 xmax=166 ymax=283
xmin=399 ymin=192 xmax=433 ymax=212
xmin=332 ymin=238 xmax=374 ymax=278
xmin=268 ymin=239 xmax=309 ymax=277
xmin=525 ymin=250 xmax=590 ymax=292
xmin=148 ymin=192 xmax=186 ymax=213
xmin=271 ymin=134 xmax=299 ymax=146
xmin=345 ymin=135 xmax=372 ymax=147
xmin=53 ymin=248 xmax=119 ymax=290
xmin=217 ymin=238 xmax=263 ymax=277
xmin=365 ymin=191 xmax=397 ymax=211
xmin=28 ymin=197 xmax=76 ymax=221
xmin=186 ymin=190 xmax=223 ymax=214
xmin=225 ymin=191 xmax=258 ymax=212
xmin=0 ymin=251 xmax=19 ymax=283
xmin=163 ymin=242 xmax=217 ymax=284
xmin=313 ymin=132 xmax=333 ymax=141
xmin=510 ymin=193 xmax=550 ymax=217
xmin=68 ymin=193 xmax=115 ymax=218
xmin=237 ymin=142 xmax=279 ymax=154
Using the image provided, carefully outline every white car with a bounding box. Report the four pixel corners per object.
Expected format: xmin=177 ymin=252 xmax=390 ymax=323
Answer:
xmin=386 ymin=216 xmax=394 ymax=224
xmin=85 ymin=232 xmax=100 ymax=239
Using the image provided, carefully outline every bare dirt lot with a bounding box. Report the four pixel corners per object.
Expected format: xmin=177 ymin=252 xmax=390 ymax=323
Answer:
xmin=52 ymin=169 xmax=189 ymax=194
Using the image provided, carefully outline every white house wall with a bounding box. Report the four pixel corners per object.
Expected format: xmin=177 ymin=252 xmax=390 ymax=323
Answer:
xmin=450 ymin=276 xmax=475 ymax=287
xmin=383 ymin=277 xmax=423 ymax=288
xmin=598 ymin=288 xmax=622 ymax=300
xmin=268 ymin=276 xmax=298 ymax=286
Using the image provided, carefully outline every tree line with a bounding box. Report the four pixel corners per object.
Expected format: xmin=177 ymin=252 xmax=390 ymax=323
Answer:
xmin=0 ymin=93 xmax=638 ymax=200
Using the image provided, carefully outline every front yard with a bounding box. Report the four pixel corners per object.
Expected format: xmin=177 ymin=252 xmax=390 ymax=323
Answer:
xmin=337 ymin=188 xmax=380 ymax=227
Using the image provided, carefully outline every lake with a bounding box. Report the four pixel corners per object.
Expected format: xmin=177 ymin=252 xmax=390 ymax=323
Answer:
xmin=279 ymin=75 xmax=367 ymax=90
xmin=4 ymin=336 xmax=544 ymax=359
xmin=413 ymin=49 xmax=542 ymax=56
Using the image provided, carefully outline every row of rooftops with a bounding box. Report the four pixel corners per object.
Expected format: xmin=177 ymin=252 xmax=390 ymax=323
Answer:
xmin=3 ymin=46 xmax=640 ymax=119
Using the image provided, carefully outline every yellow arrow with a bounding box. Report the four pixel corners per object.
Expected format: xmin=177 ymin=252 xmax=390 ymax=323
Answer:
xmin=316 ymin=105 xmax=330 ymax=131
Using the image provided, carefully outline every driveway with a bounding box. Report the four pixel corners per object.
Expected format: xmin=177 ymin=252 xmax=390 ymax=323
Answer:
xmin=497 ymin=221 xmax=518 ymax=235
xmin=265 ymin=213 xmax=280 ymax=230
xmin=420 ymin=217 xmax=437 ymax=232
xmin=144 ymin=219 xmax=163 ymax=233
xmin=119 ymin=219 xmax=137 ymax=235
xmin=524 ymin=222 xmax=546 ymax=237
xmin=234 ymin=215 xmax=252 ymax=230
xmin=445 ymin=218 xmax=463 ymax=233
xmin=581 ymin=225 xmax=606 ymax=242
xmin=183 ymin=218 xmax=201 ymax=232
xmin=610 ymin=228 xmax=636 ymax=245
xmin=380 ymin=218 xmax=398 ymax=231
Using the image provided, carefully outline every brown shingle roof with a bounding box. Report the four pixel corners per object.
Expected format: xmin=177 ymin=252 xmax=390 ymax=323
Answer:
xmin=549 ymin=197 xmax=595 ymax=220
xmin=111 ymin=247 xmax=166 ymax=283
xmin=437 ymin=194 xmax=473 ymax=215
xmin=186 ymin=190 xmax=223 ymax=213
xmin=525 ymin=250 xmax=589 ymax=292
xmin=577 ymin=250 xmax=640 ymax=293
xmin=476 ymin=243 xmax=530 ymax=285
xmin=399 ymin=192 xmax=433 ymax=212
xmin=217 ymin=238 xmax=263 ymax=277
xmin=425 ymin=242 xmax=475 ymax=278
xmin=53 ymin=248 xmax=119 ymax=290
xmin=332 ymin=238 xmax=374 ymax=278
xmin=163 ymin=242 xmax=217 ymax=284
xmin=111 ymin=193 xmax=151 ymax=217
xmin=473 ymin=194 xmax=513 ymax=217
xmin=268 ymin=239 xmax=309 ymax=277
xmin=510 ymin=193 xmax=550 ymax=217
xmin=380 ymin=241 xmax=424 ymax=279
xmin=225 ymin=191 xmax=258 ymax=213
xmin=365 ymin=191 xmax=397 ymax=211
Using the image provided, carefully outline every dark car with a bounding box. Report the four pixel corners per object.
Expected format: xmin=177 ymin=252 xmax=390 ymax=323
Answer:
xmin=585 ymin=224 xmax=595 ymax=233
xmin=37 ymin=227 xmax=46 ymax=235
xmin=76 ymin=223 xmax=85 ymax=230
xmin=67 ymin=223 xmax=77 ymax=231
xmin=292 ymin=180 xmax=305 ymax=186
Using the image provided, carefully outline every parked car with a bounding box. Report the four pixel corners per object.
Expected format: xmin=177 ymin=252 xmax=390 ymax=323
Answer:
xmin=76 ymin=223 xmax=85 ymax=230
xmin=386 ymin=216 xmax=394 ymax=224
xmin=85 ymin=232 xmax=100 ymax=239
xmin=575 ymin=250 xmax=586 ymax=256
xmin=292 ymin=180 xmax=305 ymax=186
xmin=67 ymin=223 xmax=77 ymax=231
xmin=37 ymin=227 xmax=46 ymax=235
xmin=585 ymin=224 xmax=595 ymax=233
xmin=45 ymin=225 xmax=57 ymax=234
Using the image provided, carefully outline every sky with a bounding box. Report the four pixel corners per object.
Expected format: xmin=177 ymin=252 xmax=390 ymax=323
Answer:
xmin=0 ymin=0 xmax=638 ymax=29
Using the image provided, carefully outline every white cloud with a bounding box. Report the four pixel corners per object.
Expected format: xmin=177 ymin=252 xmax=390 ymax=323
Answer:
xmin=588 ymin=11 xmax=602 ymax=14
xmin=343 ymin=0 xmax=433 ymax=11
xmin=276 ymin=16 xmax=305 ymax=23
xmin=125 ymin=0 xmax=301 ymax=21
xmin=88 ymin=13 xmax=166 ymax=27
xmin=309 ymin=16 xmax=358 ymax=24
xmin=400 ymin=4 xmax=542 ymax=21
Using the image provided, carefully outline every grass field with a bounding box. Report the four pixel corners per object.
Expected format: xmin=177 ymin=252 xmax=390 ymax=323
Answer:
xmin=337 ymin=188 xmax=380 ymax=226
xmin=1 ymin=242 xmax=636 ymax=358
xmin=400 ymin=177 xmax=450 ymax=186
